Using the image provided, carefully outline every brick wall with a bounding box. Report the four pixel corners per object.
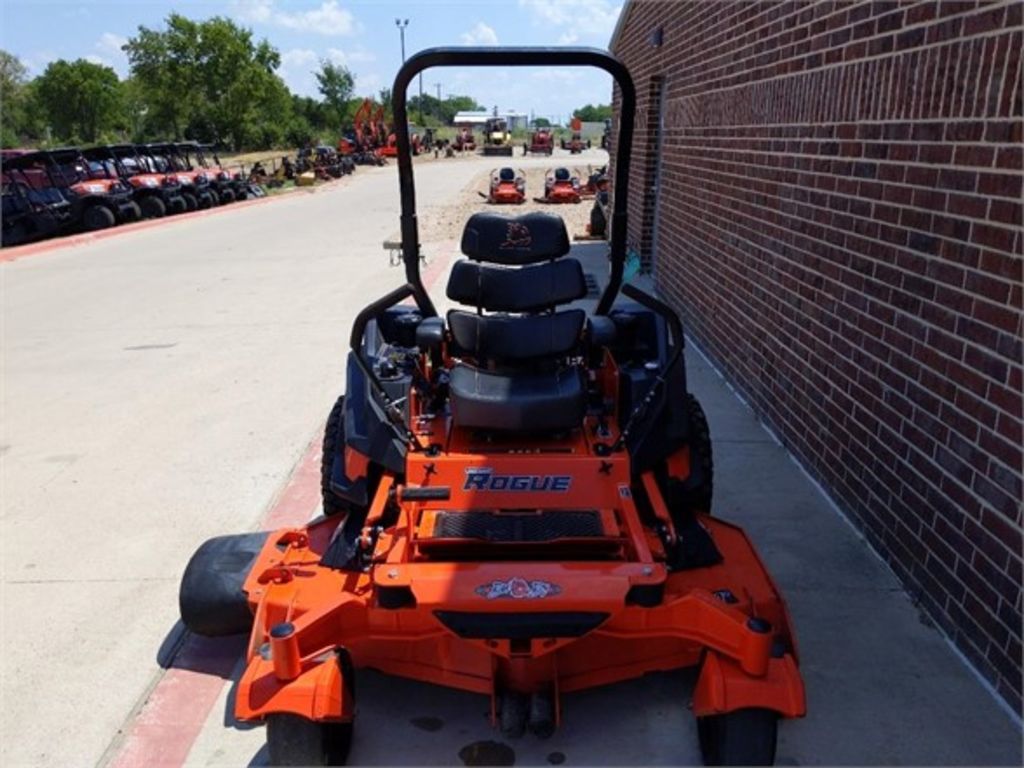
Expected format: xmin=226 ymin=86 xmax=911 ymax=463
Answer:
xmin=611 ymin=0 xmax=1022 ymax=709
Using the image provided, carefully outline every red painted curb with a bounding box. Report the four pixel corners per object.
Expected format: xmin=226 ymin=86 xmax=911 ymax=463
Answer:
xmin=106 ymin=238 xmax=457 ymax=767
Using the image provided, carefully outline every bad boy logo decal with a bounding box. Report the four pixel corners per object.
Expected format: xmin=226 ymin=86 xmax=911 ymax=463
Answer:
xmin=475 ymin=577 xmax=562 ymax=600
xmin=499 ymin=221 xmax=532 ymax=249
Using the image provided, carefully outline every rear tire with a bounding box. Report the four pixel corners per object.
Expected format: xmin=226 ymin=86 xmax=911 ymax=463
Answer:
xmin=683 ymin=394 xmax=713 ymax=513
xmin=82 ymin=204 xmax=116 ymax=231
xmin=167 ymin=196 xmax=187 ymax=215
xmin=321 ymin=396 xmax=350 ymax=517
xmin=182 ymin=193 xmax=198 ymax=212
xmin=124 ymin=201 xmax=142 ymax=222
xmin=697 ymin=708 xmax=777 ymax=766
xmin=140 ymin=196 xmax=166 ymax=219
xmin=266 ymin=713 xmax=353 ymax=766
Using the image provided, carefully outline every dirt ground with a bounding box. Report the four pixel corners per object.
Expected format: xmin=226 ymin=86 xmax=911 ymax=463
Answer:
xmin=418 ymin=160 xmax=603 ymax=243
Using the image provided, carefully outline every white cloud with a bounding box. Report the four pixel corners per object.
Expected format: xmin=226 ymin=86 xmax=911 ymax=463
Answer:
xmin=518 ymin=0 xmax=622 ymax=41
xmin=281 ymin=48 xmax=318 ymax=69
xmin=21 ymin=51 xmax=57 ymax=76
xmin=96 ymin=32 xmax=127 ymax=57
xmin=558 ymin=31 xmax=579 ymax=45
xmin=233 ymin=0 xmax=357 ymax=36
xmin=325 ymin=47 xmax=375 ymax=65
xmin=460 ymin=22 xmax=499 ymax=46
xmin=91 ymin=32 xmax=129 ymax=76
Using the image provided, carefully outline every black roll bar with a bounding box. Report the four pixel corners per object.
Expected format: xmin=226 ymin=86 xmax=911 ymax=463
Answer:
xmin=391 ymin=46 xmax=636 ymax=315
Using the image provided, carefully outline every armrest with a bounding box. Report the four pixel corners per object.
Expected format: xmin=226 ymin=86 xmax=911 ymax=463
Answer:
xmin=416 ymin=316 xmax=446 ymax=354
xmin=587 ymin=315 xmax=617 ymax=347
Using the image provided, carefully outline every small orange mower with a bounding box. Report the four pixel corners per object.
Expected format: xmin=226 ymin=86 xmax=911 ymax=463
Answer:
xmin=180 ymin=47 xmax=806 ymax=766
xmin=534 ymin=166 xmax=583 ymax=204
xmin=478 ymin=167 xmax=527 ymax=204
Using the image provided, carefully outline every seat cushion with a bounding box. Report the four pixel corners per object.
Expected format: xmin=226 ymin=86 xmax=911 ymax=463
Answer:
xmin=460 ymin=211 xmax=570 ymax=264
xmin=446 ymin=258 xmax=586 ymax=312
xmin=449 ymin=363 xmax=585 ymax=432
xmin=448 ymin=309 xmax=585 ymax=362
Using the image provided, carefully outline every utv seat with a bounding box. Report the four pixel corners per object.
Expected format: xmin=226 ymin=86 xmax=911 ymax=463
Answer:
xmin=445 ymin=211 xmax=587 ymax=432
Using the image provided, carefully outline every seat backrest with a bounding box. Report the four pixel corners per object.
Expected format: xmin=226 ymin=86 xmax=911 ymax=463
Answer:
xmin=446 ymin=258 xmax=585 ymax=313
xmin=448 ymin=310 xmax=585 ymax=361
xmin=449 ymin=211 xmax=584 ymax=366
xmin=498 ymin=167 xmax=515 ymax=182
xmin=554 ymin=167 xmax=570 ymax=182
xmin=460 ymin=211 xmax=569 ymax=264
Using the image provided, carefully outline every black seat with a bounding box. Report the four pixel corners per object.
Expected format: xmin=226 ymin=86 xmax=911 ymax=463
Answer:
xmin=498 ymin=167 xmax=515 ymax=182
xmin=554 ymin=167 xmax=570 ymax=182
xmin=447 ymin=212 xmax=586 ymax=432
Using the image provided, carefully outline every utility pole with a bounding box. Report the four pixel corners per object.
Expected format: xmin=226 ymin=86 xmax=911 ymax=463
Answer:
xmin=435 ymin=83 xmax=442 ymax=101
xmin=394 ymin=18 xmax=422 ymax=125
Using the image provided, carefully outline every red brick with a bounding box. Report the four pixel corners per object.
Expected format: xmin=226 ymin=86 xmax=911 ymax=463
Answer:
xmin=613 ymin=0 xmax=1024 ymax=713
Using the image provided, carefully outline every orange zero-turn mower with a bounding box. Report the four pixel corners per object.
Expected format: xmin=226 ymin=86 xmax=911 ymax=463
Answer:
xmin=534 ymin=166 xmax=583 ymax=204
xmin=179 ymin=47 xmax=806 ymax=766
xmin=478 ymin=167 xmax=527 ymax=204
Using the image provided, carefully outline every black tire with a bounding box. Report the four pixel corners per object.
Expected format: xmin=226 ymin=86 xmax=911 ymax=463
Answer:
xmin=266 ymin=713 xmax=353 ymax=766
xmin=182 ymin=192 xmax=198 ymax=212
xmin=321 ymin=396 xmax=351 ymax=517
xmin=82 ymin=204 xmax=116 ymax=231
xmin=197 ymin=191 xmax=213 ymax=209
xmin=683 ymin=394 xmax=713 ymax=513
xmin=140 ymin=196 xmax=166 ymax=219
xmin=167 ymin=196 xmax=187 ymax=215
xmin=500 ymin=691 xmax=528 ymax=738
xmin=208 ymin=189 xmax=221 ymax=206
xmin=697 ymin=708 xmax=778 ymax=766
xmin=222 ymin=188 xmax=236 ymax=203
xmin=179 ymin=532 xmax=268 ymax=636
xmin=124 ymin=201 xmax=142 ymax=222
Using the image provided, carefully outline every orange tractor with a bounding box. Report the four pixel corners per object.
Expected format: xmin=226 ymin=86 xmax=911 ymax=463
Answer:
xmin=524 ymin=127 xmax=555 ymax=156
xmin=453 ymin=126 xmax=476 ymax=152
xmin=179 ymin=47 xmax=805 ymax=766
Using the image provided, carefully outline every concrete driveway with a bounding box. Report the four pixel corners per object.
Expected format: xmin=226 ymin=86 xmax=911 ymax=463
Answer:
xmin=1 ymin=150 xmax=1020 ymax=767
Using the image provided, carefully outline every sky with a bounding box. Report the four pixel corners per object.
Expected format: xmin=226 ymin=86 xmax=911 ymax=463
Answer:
xmin=0 ymin=0 xmax=622 ymax=123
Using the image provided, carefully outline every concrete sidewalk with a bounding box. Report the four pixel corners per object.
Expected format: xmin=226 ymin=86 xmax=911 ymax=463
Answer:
xmin=179 ymin=242 xmax=1022 ymax=766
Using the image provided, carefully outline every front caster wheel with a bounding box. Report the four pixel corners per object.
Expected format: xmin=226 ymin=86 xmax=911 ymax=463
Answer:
xmin=266 ymin=713 xmax=353 ymax=766
xmin=697 ymin=708 xmax=777 ymax=766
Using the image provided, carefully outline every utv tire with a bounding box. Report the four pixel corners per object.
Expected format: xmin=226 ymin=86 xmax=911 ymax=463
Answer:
xmin=124 ymin=201 xmax=143 ymax=222
xmin=179 ymin=531 xmax=268 ymax=636
xmin=221 ymin=188 xmax=236 ymax=204
xmin=266 ymin=713 xmax=353 ymax=766
xmin=82 ymin=204 xmax=116 ymax=231
xmin=208 ymin=189 xmax=221 ymax=207
xmin=140 ymin=196 xmax=166 ymax=219
xmin=683 ymin=393 xmax=714 ymax=513
xmin=697 ymin=708 xmax=777 ymax=766
xmin=167 ymin=196 xmax=187 ymax=215
xmin=182 ymin=193 xmax=198 ymax=212
xmin=321 ymin=396 xmax=350 ymax=516
xmin=197 ymin=192 xmax=213 ymax=209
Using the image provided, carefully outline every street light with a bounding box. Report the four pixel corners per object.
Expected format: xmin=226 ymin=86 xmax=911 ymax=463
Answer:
xmin=394 ymin=18 xmax=408 ymax=62
xmin=394 ymin=18 xmax=423 ymax=125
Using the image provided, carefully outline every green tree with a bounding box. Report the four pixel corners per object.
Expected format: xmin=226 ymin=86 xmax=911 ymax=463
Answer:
xmin=532 ymin=117 xmax=551 ymax=128
xmin=315 ymin=60 xmax=354 ymax=127
xmin=124 ymin=13 xmax=291 ymax=150
xmin=34 ymin=58 xmax=124 ymax=143
xmin=573 ymin=103 xmax=612 ymax=122
xmin=0 ymin=50 xmax=31 ymax=145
